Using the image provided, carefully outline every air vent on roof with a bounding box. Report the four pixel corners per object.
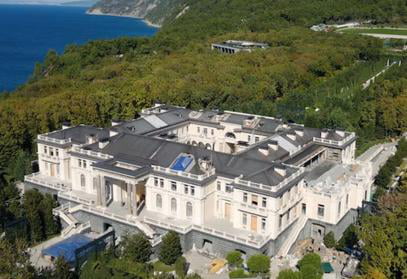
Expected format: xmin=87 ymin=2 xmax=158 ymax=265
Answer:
xmin=98 ymin=138 xmax=109 ymax=149
xmin=275 ymin=166 xmax=286 ymax=177
xmin=189 ymin=111 xmax=202 ymax=119
xmin=62 ymin=121 xmax=71 ymax=130
xmin=321 ymin=128 xmax=329 ymax=139
xmin=336 ymin=129 xmax=345 ymax=137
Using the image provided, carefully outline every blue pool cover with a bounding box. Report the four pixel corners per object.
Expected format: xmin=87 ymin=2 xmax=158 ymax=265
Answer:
xmin=171 ymin=155 xmax=193 ymax=171
xmin=42 ymin=234 xmax=92 ymax=263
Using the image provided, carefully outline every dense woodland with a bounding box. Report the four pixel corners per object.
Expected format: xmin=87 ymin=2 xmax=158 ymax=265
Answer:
xmin=0 ymin=0 xmax=406 ymax=278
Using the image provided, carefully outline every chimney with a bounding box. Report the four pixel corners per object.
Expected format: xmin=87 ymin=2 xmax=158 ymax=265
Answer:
xmin=336 ymin=129 xmax=345 ymax=137
xmin=86 ymin=134 xmax=97 ymax=144
xmin=275 ymin=166 xmax=287 ymax=177
xmin=62 ymin=121 xmax=71 ymax=130
xmin=321 ymin=129 xmax=329 ymax=139
xmin=287 ymin=132 xmax=296 ymax=141
xmin=294 ymin=127 xmax=304 ymax=137
xmin=111 ymin=119 xmax=122 ymax=127
xmin=98 ymin=138 xmax=109 ymax=149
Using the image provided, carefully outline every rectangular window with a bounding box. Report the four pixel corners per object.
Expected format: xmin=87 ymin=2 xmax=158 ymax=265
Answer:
xmin=248 ymin=135 xmax=251 ymax=142
xmin=211 ymin=129 xmax=214 ymax=135
xmin=49 ymin=148 xmax=54 ymax=156
xmin=184 ymin=185 xmax=189 ymax=194
xmin=251 ymin=195 xmax=258 ymax=206
xmin=171 ymin=181 xmax=177 ymax=191
xmin=255 ymin=136 xmax=260 ymax=143
xmin=154 ymin=177 xmax=158 ymax=186
xmin=346 ymin=194 xmax=349 ymax=208
xmin=56 ymin=165 xmax=60 ymax=175
xmin=44 ymin=146 xmax=48 ymax=154
xmin=242 ymin=213 xmax=247 ymax=226
xmin=190 ymin=186 xmax=195 ymax=196
xmin=262 ymin=197 xmax=267 ymax=208
xmin=364 ymin=190 xmax=368 ymax=200
xmin=318 ymin=204 xmax=325 ymax=217
xmin=83 ymin=160 xmax=87 ymax=169
xmin=78 ymin=159 xmax=82 ymax=168
xmin=261 ymin=218 xmax=266 ymax=231
xmin=56 ymin=149 xmax=59 ymax=157
xmin=203 ymin=128 xmax=207 ymax=135
xmin=287 ymin=209 xmax=290 ymax=221
xmin=302 ymin=203 xmax=306 ymax=214
xmin=197 ymin=127 xmax=200 ymax=133
xmin=217 ymin=181 xmax=221 ymax=191
xmin=243 ymin=192 xmax=248 ymax=203
xmin=225 ymin=184 xmax=233 ymax=193
xmin=279 ymin=215 xmax=283 ymax=229
xmin=159 ymin=178 xmax=164 ymax=188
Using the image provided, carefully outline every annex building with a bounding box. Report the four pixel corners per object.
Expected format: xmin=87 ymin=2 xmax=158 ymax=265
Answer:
xmin=24 ymin=104 xmax=394 ymax=257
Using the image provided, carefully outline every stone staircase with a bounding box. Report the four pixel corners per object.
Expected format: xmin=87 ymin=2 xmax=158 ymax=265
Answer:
xmin=53 ymin=203 xmax=91 ymax=238
xmin=277 ymin=215 xmax=307 ymax=257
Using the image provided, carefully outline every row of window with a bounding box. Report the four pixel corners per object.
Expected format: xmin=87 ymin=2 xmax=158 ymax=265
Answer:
xmin=44 ymin=146 xmax=59 ymax=157
xmin=217 ymin=181 xmax=233 ymax=193
xmin=78 ymin=159 xmax=87 ymax=168
xmin=279 ymin=205 xmax=298 ymax=229
xmin=247 ymin=135 xmax=260 ymax=143
xmin=242 ymin=213 xmax=267 ymax=231
xmin=156 ymin=194 xmax=193 ymax=217
xmin=153 ymin=177 xmax=195 ymax=196
xmin=243 ymin=192 xmax=267 ymax=208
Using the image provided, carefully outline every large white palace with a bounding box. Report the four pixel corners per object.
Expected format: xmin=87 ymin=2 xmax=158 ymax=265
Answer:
xmin=24 ymin=103 xmax=395 ymax=256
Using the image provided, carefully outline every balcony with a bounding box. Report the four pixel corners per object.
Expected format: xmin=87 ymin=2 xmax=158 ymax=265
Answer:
xmin=313 ymin=132 xmax=355 ymax=147
xmin=25 ymin=172 xmax=71 ymax=191
xmin=37 ymin=134 xmax=71 ymax=145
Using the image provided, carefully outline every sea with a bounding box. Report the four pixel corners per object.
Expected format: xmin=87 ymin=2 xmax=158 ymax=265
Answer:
xmin=0 ymin=4 xmax=157 ymax=92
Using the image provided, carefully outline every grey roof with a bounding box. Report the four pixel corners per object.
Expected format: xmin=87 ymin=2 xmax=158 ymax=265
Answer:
xmin=85 ymin=133 xmax=299 ymax=186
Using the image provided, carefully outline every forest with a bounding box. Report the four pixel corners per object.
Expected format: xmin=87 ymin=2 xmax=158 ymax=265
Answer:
xmin=0 ymin=0 xmax=406 ymax=278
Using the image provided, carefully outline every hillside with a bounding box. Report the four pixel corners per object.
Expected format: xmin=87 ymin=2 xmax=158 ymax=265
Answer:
xmin=87 ymin=0 xmax=183 ymax=26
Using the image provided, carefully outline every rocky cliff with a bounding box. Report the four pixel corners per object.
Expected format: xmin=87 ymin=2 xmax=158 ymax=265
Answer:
xmin=88 ymin=0 xmax=185 ymax=26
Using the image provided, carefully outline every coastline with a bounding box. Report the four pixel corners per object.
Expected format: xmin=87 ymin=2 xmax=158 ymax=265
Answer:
xmin=86 ymin=10 xmax=161 ymax=28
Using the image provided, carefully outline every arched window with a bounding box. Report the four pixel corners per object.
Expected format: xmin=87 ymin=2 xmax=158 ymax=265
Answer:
xmin=156 ymin=194 xmax=162 ymax=209
xmin=171 ymin=198 xmax=177 ymax=214
xmin=205 ymin=143 xmax=212 ymax=150
xmin=80 ymin=174 xmax=86 ymax=188
xmin=186 ymin=202 xmax=193 ymax=217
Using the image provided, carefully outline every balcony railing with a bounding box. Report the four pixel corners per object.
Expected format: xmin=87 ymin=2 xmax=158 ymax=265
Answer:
xmin=25 ymin=173 xmax=71 ymax=191
xmin=152 ymin=165 xmax=216 ymax=181
xmin=58 ymin=191 xmax=96 ymax=206
xmin=71 ymin=146 xmax=112 ymax=160
xmin=37 ymin=135 xmax=71 ymax=145
xmin=313 ymin=132 xmax=355 ymax=147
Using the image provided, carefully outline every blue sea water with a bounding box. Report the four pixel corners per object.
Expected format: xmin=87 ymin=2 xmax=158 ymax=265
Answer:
xmin=0 ymin=4 xmax=157 ymax=92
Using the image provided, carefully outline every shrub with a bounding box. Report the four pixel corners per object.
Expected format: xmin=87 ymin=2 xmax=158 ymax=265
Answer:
xmin=300 ymin=264 xmax=323 ymax=279
xmin=175 ymin=256 xmax=187 ymax=278
xmin=277 ymin=269 xmax=302 ymax=279
xmin=297 ymin=253 xmax=321 ymax=270
xmin=185 ymin=273 xmax=202 ymax=279
xmin=121 ymin=233 xmax=152 ymax=263
xmin=298 ymin=253 xmax=323 ymax=279
xmin=323 ymin=231 xmax=336 ymax=248
xmin=229 ymin=268 xmax=251 ymax=278
xmin=226 ymin=251 xmax=243 ymax=268
xmin=159 ymin=231 xmax=183 ymax=265
xmin=247 ymin=254 xmax=270 ymax=274
xmin=336 ymin=224 xmax=358 ymax=251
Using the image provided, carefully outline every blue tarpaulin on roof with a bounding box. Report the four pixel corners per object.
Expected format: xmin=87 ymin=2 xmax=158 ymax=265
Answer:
xmin=42 ymin=234 xmax=92 ymax=263
xmin=171 ymin=155 xmax=193 ymax=171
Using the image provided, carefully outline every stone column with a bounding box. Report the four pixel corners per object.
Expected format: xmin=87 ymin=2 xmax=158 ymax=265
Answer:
xmin=95 ymin=175 xmax=102 ymax=206
xmin=100 ymin=176 xmax=107 ymax=207
xmin=126 ymin=182 xmax=132 ymax=214
xmin=131 ymin=183 xmax=138 ymax=216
